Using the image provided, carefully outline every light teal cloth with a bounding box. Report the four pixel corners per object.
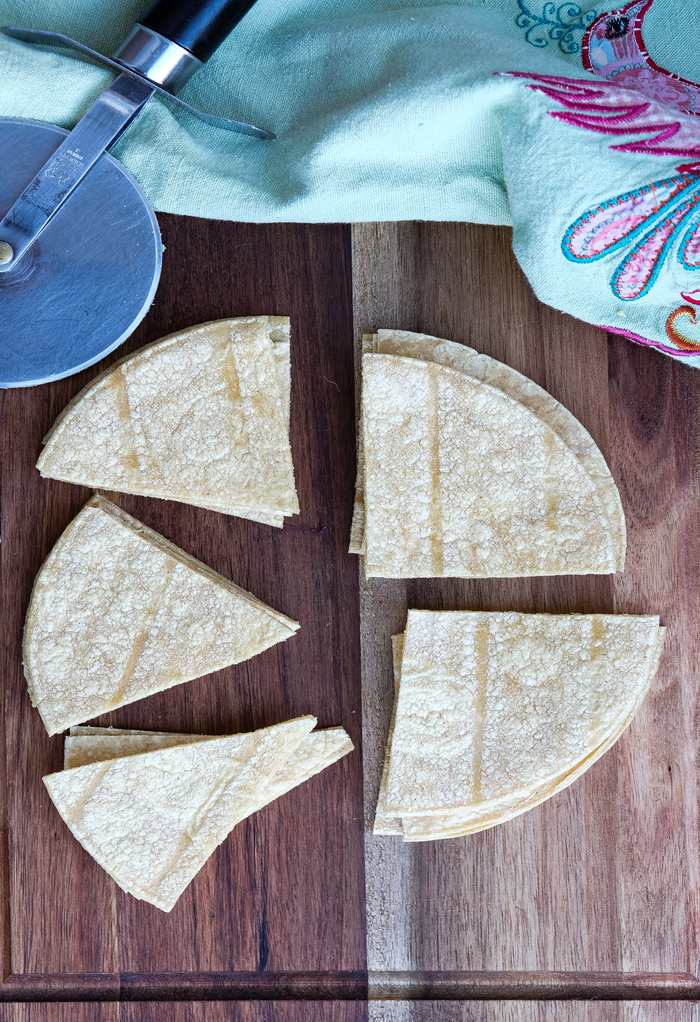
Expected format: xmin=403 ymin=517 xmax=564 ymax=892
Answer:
xmin=1 ymin=0 xmax=699 ymax=362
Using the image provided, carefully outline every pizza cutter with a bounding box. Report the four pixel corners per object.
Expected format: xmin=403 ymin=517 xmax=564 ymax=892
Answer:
xmin=0 ymin=0 xmax=274 ymax=388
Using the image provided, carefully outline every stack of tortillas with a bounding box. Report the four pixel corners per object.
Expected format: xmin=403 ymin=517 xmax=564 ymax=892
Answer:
xmin=375 ymin=610 xmax=664 ymax=840
xmin=44 ymin=718 xmax=353 ymax=911
xmin=24 ymin=495 xmax=299 ymax=736
xmin=36 ymin=317 xmax=299 ymax=528
xmin=351 ymin=330 xmax=625 ymax=577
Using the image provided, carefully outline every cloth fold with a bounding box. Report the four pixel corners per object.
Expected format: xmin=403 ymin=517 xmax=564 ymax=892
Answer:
xmin=1 ymin=0 xmax=699 ymax=362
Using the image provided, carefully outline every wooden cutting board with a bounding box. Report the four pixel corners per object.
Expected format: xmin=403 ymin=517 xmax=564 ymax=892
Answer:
xmin=1 ymin=216 xmax=699 ymax=1020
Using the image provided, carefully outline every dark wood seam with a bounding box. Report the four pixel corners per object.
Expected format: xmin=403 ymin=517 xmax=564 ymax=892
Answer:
xmin=369 ymin=970 xmax=700 ymax=1000
xmin=0 ymin=970 xmax=699 ymax=1001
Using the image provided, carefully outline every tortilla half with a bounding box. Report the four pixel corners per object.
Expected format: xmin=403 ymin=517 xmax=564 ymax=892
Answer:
xmin=24 ymin=495 xmax=299 ymax=735
xmin=37 ymin=317 xmax=299 ymax=528
xmin=352 ymin=333 xmax=625 ymax=577
xmin=375 ymin=610 xmax=664 ymax=839
xmin=45 ymin=717 xmax=317 ymax=911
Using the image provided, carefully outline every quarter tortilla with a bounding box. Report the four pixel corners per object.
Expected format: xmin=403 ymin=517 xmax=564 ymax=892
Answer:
xmin=24 ymin=495 xmax=299 ymax=735
xmin=37 ymin=317 xmax=299 ymax=527
xmin=367 ymin=330 xmax=625 ymax=566
xmin=351 ymin=333 xmax=625 ymax=580
xmin=376 ymin=610 xmax=664 ymax=839
xmin=362 ymin=353 xmax=619 ymax=578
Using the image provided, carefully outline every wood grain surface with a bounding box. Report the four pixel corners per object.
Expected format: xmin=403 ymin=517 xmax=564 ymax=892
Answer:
xmin=0 ymin=220 xmax=367 ymax=1014
xmin=353 ymin=223 xmax=700 ymax=1008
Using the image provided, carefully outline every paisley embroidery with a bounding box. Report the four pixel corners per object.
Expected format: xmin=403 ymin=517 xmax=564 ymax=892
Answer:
xmin=562 ymin=174 xmax=699 ymax=261
xmin=516 ymin=2 xmax=598 ymax=54
xmin=610 ymin=195 xmax=700 ymax=299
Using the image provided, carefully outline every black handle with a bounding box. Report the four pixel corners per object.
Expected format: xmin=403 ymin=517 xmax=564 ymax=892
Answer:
xmin=140 ymin=0 xmax=259 ymax=63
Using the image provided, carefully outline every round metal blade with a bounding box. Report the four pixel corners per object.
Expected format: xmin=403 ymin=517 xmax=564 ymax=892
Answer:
xmin=0 ymin=118 xmax=162 ymax=388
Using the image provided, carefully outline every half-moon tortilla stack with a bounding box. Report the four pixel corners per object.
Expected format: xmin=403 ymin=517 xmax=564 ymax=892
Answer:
xmin=36 ymin=317 xmax=299 ymax=528
xmin=24 ymin=495 xmax=299 ymax=736
xmin=351 ymin=330 xmax=625 ymax=578
xmin=44 ymin=717 xmax=353 ymax=911
xmin=375 ymin=610 xmax=665 ymax=841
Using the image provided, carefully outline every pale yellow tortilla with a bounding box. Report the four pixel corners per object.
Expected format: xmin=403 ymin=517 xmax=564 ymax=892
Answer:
xmin=24 ymin=495 xmax=299 ymax=736
xmin=45 ymin=717 xmax=316 ymax=912
xmin=64 ymin=732 xmax=210 ymax=768
xmin=400 ymin=630 xmax=664 ymax=839
xmin=369 ymin=330 xmax=625 ymax=567
xmin=362 ymin=354 xmax=618 ymax=578
xmin=352 ymin=333 xmax=625 ymax=576
xmin=37 ymin=317 xmax=299 ymax=527
xmin=376 ymin=611 xmax=663 ymax=837
xmin=371 ymin=630 xmax=636 ymax=839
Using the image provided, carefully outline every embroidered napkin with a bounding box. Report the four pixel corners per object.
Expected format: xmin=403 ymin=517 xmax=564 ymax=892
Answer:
xmin=0 ymin=0 xmax=699 ymax=362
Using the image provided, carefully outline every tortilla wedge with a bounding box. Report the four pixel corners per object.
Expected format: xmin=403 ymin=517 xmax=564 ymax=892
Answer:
xmin=37 ymin=317 xmax=299 ymax=527
xmin=375 ymin=611 xmax=664 ymax=839
xmin=45 ymin=717 xmax=317 ymax=911
xmin=24 ymin=495 xmax=299 ymax=735
xmin=352 ymin=332 xmax=625 ymax=577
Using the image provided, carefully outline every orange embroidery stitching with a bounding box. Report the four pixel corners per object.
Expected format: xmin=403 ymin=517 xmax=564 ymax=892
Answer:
xmin=665 ymin=305 xmax=700 ymax=349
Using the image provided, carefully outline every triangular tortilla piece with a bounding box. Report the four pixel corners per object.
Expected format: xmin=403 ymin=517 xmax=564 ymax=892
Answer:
xmin=24 ymin=495 xmax=299 ymax=736
xmin=362 ymin=354 xmax=618 ymax=578
xmin=36 ymin=317 xmax=299 ymax=527
xmin=373 ymin=626 xmax=662 ymax=839
xmin=351 ymin=334 xmax=625 ymax=572
xmin=368 ymin=330 xmax=625 ymax=569
xmin=196 ymin=505 xmax=287 ymax=528
xmin=69 ymin=726 xmax=171 ymax=737
xmin=385 ymin=610 xmax=663 ymax=819
xmin=44 ymin=717 xmax=315 ymax=912
xmin=400 ymin=629 xmax=665 ymax=840
xmin=400 ymin=634 xmax=663 ymax=841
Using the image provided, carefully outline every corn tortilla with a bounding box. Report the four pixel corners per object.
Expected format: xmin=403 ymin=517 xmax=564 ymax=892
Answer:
xmin=352 ymin=333 xmax=625 ymax=577
xmin=375 ymin=611 xmax=663 ymax=838
xmin=362 ymin=354 xmax=618 ymax=578
xmin=24 ymin=495 xmax=299 ymax=735
xmin=64 ymin=726 xmax=354 ymax=783
xmin=45 ymin=717 xmax=316 ymax=911
xmin=37 ymin=317 xmax=298 ymax=526
xmin=367 ymin=329 xmax=625 ymax=567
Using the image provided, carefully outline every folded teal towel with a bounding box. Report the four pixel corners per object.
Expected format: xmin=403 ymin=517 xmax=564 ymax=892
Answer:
xmin=1 ymin=0 xmax=699 ymax=362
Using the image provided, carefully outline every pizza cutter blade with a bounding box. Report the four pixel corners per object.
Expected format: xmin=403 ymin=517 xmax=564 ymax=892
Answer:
xmin=0 ymin=0 xmax=272 ymax=388
xmin=0 ymin=118 xmax=161 ymax=388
